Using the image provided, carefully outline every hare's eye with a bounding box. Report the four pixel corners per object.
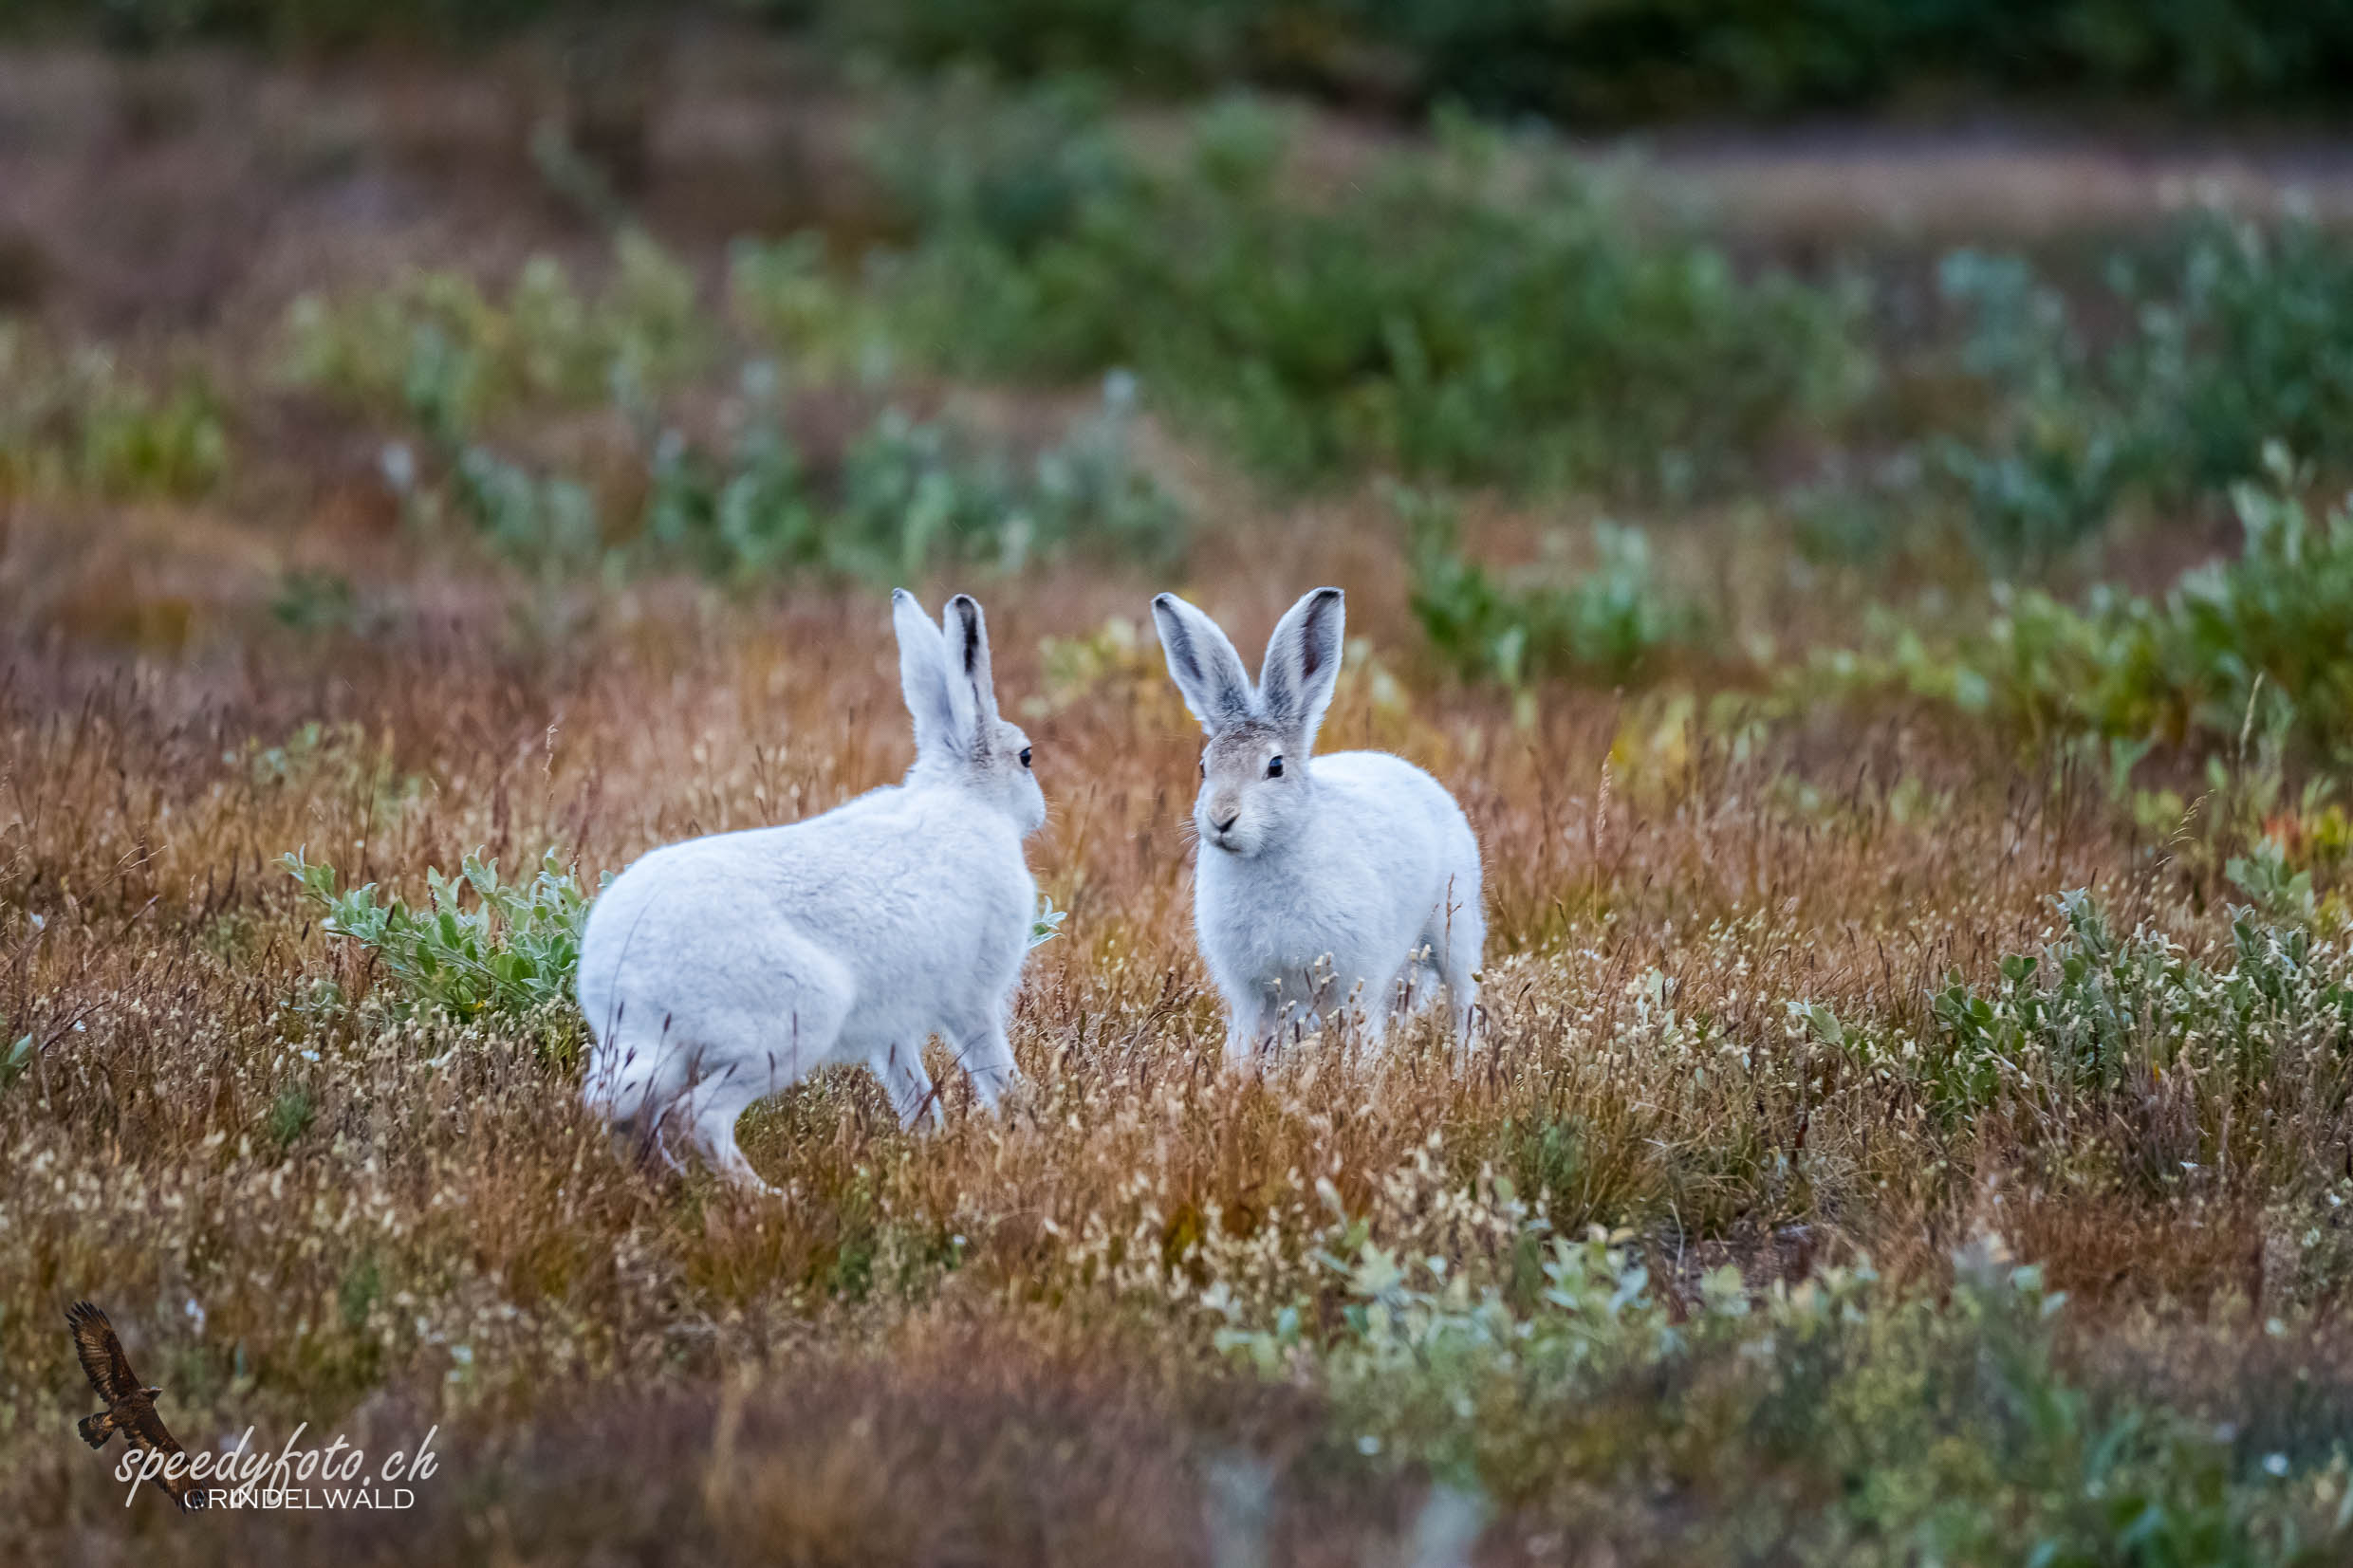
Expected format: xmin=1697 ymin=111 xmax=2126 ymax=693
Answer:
xmin=1266 ymin=755 xmax=1284 ymax=778
xmin=1019 ymin=746 xmax=1032 ymax=768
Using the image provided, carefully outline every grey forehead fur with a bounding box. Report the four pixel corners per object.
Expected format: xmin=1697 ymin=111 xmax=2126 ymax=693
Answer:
xmin=982 ymin=715 xmax=1028 ymax=763
xmin=1203 ymin=719 xmax=1287 ymax=772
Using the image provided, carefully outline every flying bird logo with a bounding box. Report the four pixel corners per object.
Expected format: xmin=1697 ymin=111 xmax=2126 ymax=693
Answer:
xmin=66 ymin=1300 xmax=206 ymax=1511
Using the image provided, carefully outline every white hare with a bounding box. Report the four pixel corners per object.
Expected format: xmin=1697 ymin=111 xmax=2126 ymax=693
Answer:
xmin=577 ymin=589 xmax=1046 ymax=1190
xmin=1151 ymin=586 xmax=1483 ymax=1062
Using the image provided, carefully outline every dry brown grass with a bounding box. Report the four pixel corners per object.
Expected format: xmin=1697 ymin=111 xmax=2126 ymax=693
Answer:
xmin=4 ymin=520 xmax=2348 ymax=1559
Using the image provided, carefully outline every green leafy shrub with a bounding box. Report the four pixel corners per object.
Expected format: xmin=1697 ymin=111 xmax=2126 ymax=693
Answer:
xmin=727 ymin=234 xmax=899 ymax=384
xmin=1214 ymin=1208 xmax=2351 ymax=1561
xmin=857 ymin=93 xmax=1863 ymax=491
xmin=1 ymin=1032 xmax=31 ymax=1094
xmin=862 ymin=78 xmax=1133 ymax=260
xmin=832 ymin=375 xmax=1180 ymax=576
xmin=1927 ymin=246 xmax=2140 ymax=566
xmin=76 ymin=378 xmax=230 ymax=500
xmin=1921 ymin=889 xmax=2353 ymax=1129
xmin=0 ymin=326 xmax=228 ymax=503
xmin=449 ymin=372 xmax=1184 ymax=581
xmin=282 ymin=846 xmax=606 ymax=1024
xmin=451 ymin=446 xmax=604 ymax=565
xmin=640 ymin=410 xmax=820 ymax=580
xmin=282 ymin=232 xmax=705 ymax=445
xmin=1811 ymin=453 xmax=2353 ymax=756
xmin=287 ymin=227 xmax=1189 ymax=581
xmin=1932 ymin=217 xmax=2353 ymax=563
xmin=1404 ymin=489 xmax=1708 ymax=688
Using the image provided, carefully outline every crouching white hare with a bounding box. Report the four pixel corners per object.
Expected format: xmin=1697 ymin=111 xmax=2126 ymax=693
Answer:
xmin=577 ymin=590 xmax=1046 ymax=1190
xmin=1151 ymin=586 xmax=1483 ymax=1062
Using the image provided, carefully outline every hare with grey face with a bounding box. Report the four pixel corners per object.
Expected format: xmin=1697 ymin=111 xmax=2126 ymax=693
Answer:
xmin=577 ymin=590 xmax=1046 ymax=1190
xmin=1152 ymin=587 xmax=1483 ymax=1061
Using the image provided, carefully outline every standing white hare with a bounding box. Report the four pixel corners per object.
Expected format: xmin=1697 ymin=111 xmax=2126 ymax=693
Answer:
xmin=1152 ymin=586 xmax=1483 ymax=1061
xmin=577 ymin=589 xmax=1046 ymax=1190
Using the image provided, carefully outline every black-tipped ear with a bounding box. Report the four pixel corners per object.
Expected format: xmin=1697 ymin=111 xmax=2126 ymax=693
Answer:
xmin=950 ymin=596 xmax=983 ymax=676
xmin=943 ymin=593 xmax=998 ymax=732
xmin=1151 ymin=592 xmax=1255 ymax=733
xmin=1259 ymin=586 xmax=1343 ymax=748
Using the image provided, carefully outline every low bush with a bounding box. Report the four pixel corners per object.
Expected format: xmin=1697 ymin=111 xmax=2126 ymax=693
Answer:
xmin=1214 ymin=1207 xmax=2351 ymax=1561
xmin=282 ymin=846 xmax=604 ymax=1026
xmin=287 ymin=231 xmax=1188 ymax=581
xmin=1403 ymin=489 xmax=1709 ymax=689
xmin=430 ymin=371 xmax=1183 ymax=580
xmin=1919 ymin=889 xmax=2353 ymax=1129
xmin=0 ymin=325 xmax=229 ymax=503
xmin=1931 ymin=217 xmax=2353 ymax=565
xmin=850 ymin=92 xmax=1865 ymax=492
xmin=281 ymin=232 xmax=705 ymax=446
xmin=1809 ymin=453 xmax=2353 ymax=758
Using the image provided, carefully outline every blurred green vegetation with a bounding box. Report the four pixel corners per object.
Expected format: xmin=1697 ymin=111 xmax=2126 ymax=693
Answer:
xmin=1810 ymin=450 xmax=2353 ymax=763
xmin=24 ymin=0 xmax=2353 ymax=120
xmin=1220 ymin=1228 xmax=2352 ymax=1563
xmin=0 ymin=325 xmax=229 ymax=503
xmin=20 ymin=0 xmax=570 ymax=51
xmin=280 ymin=231 xmax=708 ymax=448
xmin=75 ymin=68 xmax=2353 ymax=782
xmin=279 ymin=233 xmax=1185 ymax=581
xmin=18 ymin=42 xmax=2353 ymax=786
xmin=1928 ymin=217 xmax=2353 ymax=568
xmin=1402 ymin=488 xmax=1709 ymax=689
xmin=827 ymin=0 xmax=2353 ymax=120
xmin=737 ymin=87 xmax=2353 ymax=521
xmin=837 ymin=92 xmax=1862 ymax=490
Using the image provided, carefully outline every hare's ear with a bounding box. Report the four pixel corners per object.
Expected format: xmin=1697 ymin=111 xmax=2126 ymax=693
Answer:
xmin=941 ymin=594 xmax=997 ymax=744
xmin=1259 ymin=587 xmax=1343 ymax=750
xmin=893 ymin=588 xmax=961 ymax=759
xmin=1151 ymin=593 xmax=1254 ymax=733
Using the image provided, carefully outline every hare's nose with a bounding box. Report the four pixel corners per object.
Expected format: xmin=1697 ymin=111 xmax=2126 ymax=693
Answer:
xmin=1211 ymin=810 xmax=1238 ymax=834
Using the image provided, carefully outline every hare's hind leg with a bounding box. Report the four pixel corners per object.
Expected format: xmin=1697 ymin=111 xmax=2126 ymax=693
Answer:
xmin=1440 ymin=946 xmax=1479 ymax=1045
xmin=677 ymin=939 xmax=855 ymax=1192
xmin=946 ymin=1012 xmax=1020 ymax=1113
xmin=1416 ymin=932 xmax=1479 ymax=1045
xmin=873 ymin=1040 xmax=945 ymax=1131
xmin=689 ymin=1073 xmax=779 ymax=1194
xmin=1425 ymin=876 xmax=1485 ymax=1045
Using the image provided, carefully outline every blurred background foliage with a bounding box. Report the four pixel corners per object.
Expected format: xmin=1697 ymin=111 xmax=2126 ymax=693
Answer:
xmin=21 ymin=0 xmax=2353 ymax=120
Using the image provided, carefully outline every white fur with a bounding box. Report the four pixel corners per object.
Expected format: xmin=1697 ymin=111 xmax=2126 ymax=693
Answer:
xmin=578 ymin=590 xmax=1047 ymax=1190
xmin=1152 ymin=587 xmax=1483 ymax=1063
